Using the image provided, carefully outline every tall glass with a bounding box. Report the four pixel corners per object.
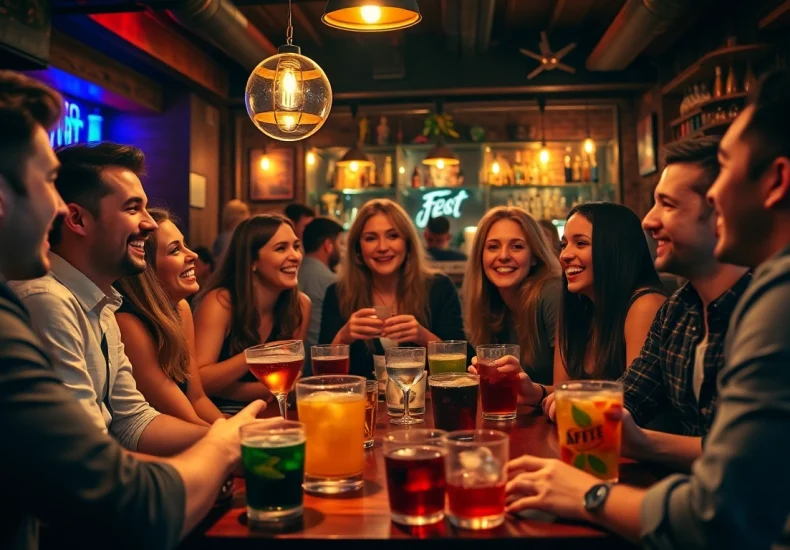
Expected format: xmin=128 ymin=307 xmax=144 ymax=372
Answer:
xmin=554 ymin=380 xmax=623 ymax=482
xmin=443 ymin=430 xmax=509 ymax=530
xmin=295 ymin=375 xmax=366 ymax=494
xmin=427 ymin=340 xmax=468 ymax=375
xmin=364 ymin=380 xmax=379 ymax=449
xmin=384 ymin=429 xmax=447 ymax=526
xmin=245 ymin=340 xmax=305 ymax=419
xmin=476 ymin=344 xmax=520 ymax=421
xmin=311 ymin=344 xmax=350 ymax=375
xmin=429 ymin=373 xmax=479 ymax=431
xmin=385 ymin=347 xmax=426 ymax=425
xmin=240 ymin=419 xmax=305 ymax=523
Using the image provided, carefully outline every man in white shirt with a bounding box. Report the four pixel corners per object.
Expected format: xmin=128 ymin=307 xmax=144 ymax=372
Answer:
xmin=12 ymin=142 xmax=206 ymax=455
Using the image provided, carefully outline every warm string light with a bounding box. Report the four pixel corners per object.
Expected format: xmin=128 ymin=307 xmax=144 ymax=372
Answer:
xmin=306 ymin=150 xmax=316 ymax=166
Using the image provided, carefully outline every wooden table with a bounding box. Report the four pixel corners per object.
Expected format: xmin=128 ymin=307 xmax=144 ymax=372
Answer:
xmin=185 ymin=399 xmax=657 ymax=549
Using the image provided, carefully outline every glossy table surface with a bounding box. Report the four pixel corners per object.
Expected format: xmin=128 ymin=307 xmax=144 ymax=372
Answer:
xmin=185 ymin=398 xmax=657 ymax=549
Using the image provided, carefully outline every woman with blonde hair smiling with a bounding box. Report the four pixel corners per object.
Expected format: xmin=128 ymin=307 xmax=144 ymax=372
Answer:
xmin=320 ymin=199 xmax=465 ymax=378
xmin=463 ymin=206 xmax=562 ymax=405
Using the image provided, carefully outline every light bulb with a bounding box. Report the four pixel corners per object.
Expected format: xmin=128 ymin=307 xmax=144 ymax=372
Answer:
xmin=260 ymin=155 xmax=270 ymax=171
xmin=398 ymin=166 xmax=405 ymax=174
xmin=492 ymin=161 xmax=500 ymax=175
xmin=583 ymin=138 xmax=595 ymax=155
xmin=306 ymin=151 xmax=316 ymax=166
xmin=280 ymin=114 xmax=296 ymax=131
xmin=539 ymin=147 xmax=550 ymax=165
xmin=436 ymin=159 xmax=445 ymax=170
xmin=360 ymin=5 xmax=382 ymax=23
xmin=350 ymin=161 xmax=359 ymax=172
xmin=280 ymin=67 xmax=298 ymax=110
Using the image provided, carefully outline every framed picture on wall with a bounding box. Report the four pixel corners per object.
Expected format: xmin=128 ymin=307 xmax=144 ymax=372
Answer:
xmin=249 ymin=147 xmax=295 ymax=201
xmin=637 ymin=113 xmax=658 ymax=176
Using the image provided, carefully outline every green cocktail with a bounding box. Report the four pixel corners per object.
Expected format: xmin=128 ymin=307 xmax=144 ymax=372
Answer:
xmin=240 ymin=420 xmax=305 ymax=523
xmin=428 ymin=353 xmax=467 ymax=375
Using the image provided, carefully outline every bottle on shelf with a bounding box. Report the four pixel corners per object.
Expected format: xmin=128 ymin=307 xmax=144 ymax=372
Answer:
xmin=411 ymin=166 xmax=420 ymax=189
xmin=744 ymin=62 xmax=757 ymax=92
xmin=713 ymin=66 xmax=724 ymax=98
xmin=383 ymin=156 xmax=393 ymax=188
xmin=572 ymin=155 xmax=582 ymax=182
xmin=513 ymin=151 xmax=525 ymax=185
xmin=725 ymin=64 xmax=737 ymax=95
xmin=369 ymin=162 xmax=377 ymax=186
xmin=590 ymin=154 xmax=599 ymax=183
xmin=581 ymin=155 xmax=591 ymax=182
xmin=564 ymin=148 xmax=572 ymax=183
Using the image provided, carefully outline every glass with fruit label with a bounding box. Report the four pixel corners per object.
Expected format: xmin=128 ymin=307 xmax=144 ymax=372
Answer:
xmin=554 ymin=380 xmax=623 ymax=482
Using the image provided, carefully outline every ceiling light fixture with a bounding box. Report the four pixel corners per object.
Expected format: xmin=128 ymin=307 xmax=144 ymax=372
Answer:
xmin=322 ymin=0 xmax=421 ymax=32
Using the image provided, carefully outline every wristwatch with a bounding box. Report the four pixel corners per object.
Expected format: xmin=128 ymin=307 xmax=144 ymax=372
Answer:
xmin=584 ymin=483 xmax=613 ymax=514
xmin=534 ymin=383 xmax=547 ymax=406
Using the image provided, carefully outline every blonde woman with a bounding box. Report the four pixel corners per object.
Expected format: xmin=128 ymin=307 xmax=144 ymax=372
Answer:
xmin=463 ymin=206 xmax=562 ymax=405
xmin=319 ymin=199 xmax=465 ymax=378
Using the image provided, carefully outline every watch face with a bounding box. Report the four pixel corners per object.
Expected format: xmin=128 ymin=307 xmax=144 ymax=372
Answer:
xmin=585 ymin=483 xmax=610 ymax=512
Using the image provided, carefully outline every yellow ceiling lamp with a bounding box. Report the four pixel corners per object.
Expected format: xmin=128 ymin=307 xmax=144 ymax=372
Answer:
xmin=422 ymin=104 xmax=459 ymax=169
xmin=336 ymin=106 xmax=373 ymax=172
xmin=322 ymin=0 xmax=421 ymax=32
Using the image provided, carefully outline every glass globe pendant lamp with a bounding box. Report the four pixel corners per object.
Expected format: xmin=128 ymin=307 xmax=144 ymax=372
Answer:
xmin=245 ymin=0 xmax=333 ymax=142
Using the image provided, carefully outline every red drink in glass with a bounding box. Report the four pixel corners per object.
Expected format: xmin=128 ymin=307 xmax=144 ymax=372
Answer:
xmin=385 ymin=446 xmax=446 ymax=525
xmin=478 ymin=360 xmax=519 ymax=420
xmin=248 ymin=356 xmax=303 ymax=394
xmin=447 ymin=477 xmax=506 ymax=521
xmin=311 ymin=355 xmax=350 ymax=375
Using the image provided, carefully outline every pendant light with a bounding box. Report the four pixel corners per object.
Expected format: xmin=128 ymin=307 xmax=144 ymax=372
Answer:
xmin=245 ymin=0 xmax=333 ymax=142
xmin=538 ymin=98 xmax=550 ymax=165
xmin=423 ymin=100 xmax=459 ymax=168
xmin=337 ymin=105 xmax=373 ymax=172
xmin=583 ymin=103 xmax=596 ymax=155
xmin=322 ymin=0 xmax=421 ymax=32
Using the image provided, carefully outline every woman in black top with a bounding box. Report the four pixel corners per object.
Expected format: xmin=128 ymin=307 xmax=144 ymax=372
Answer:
xmin=115 ymin=208 xmax=223 ymax=426
xmin=319 ymin=199 xmax=465 ymax=379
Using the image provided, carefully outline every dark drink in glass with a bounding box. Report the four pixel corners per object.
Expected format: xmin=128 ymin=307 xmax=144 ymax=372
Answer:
xmin=447 ymin=478 xmax=506 ymax=522
xmin=240 ymin=420 xmax=305 ymax=523
xmin=312 ymin=355 xmax=350 ymax=375
xmin=429 ymin=373 xmax=479 ymax=431
xmin=476 ymin=344 xmax=520 ymax=421
xmin=383 ymin=429 xmax=447 ymax=526
xmin=248 ymin=356 xmax=303 ymax=394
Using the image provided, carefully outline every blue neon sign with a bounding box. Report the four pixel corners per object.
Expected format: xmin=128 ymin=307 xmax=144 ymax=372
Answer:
xmin=49 ymin=99 xmax=103 ymax=147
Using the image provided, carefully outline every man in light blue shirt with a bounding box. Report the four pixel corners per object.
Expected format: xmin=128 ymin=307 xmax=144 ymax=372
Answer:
xmin=13 ymin=142 xmax=206 ymax=455
xmin=299 ymin=217 xmax=344 ymax=370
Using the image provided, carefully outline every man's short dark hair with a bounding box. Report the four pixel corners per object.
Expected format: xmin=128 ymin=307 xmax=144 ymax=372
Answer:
xmin=0 ymin=71 xmax=63 ymax=196
xmin=284 ymin=203 xmax=315 ymax=223
xmin=303 ymin=217 xmax=344 ymax=254
xmin=661 ymin=136 xmax=721 ymax=197
xmin=50 ymin=142 xmax=146 ymax=245
xmin=742 ymin=70 xmax=790 ymax=180
xmin=426 ymin=216 xmax=451 ymax=235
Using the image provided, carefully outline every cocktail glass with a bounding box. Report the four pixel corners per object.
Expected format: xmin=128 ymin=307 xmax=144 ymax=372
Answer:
xmin=385 ymin=347 xmax=426 ymax=425
xmin=245 ymin=340 xmax=305 ymax=419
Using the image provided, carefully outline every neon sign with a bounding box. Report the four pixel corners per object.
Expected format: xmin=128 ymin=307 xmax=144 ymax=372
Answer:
xmin=415 ymin=189 xmax=470 ymax=229
xmin=49 ymin=100 xmax=103 ymax=147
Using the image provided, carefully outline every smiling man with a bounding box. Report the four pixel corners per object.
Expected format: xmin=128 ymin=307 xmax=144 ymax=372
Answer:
xmin=11 ymin=142 xmax=207 ymax=456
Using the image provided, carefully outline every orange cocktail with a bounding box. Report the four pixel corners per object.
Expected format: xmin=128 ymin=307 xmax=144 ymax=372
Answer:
xmin=554 ymin=381 xmax=623 ymax=482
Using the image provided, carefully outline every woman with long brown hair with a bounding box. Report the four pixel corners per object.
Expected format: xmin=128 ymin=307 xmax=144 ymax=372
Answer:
xmin=463 ymin=206 xmax=562 ymax=405
xmin=319 ymin=199 xmax=465 ymax=378
xmin=194 ymin=214 xmax=311 ymax=415
xmin=115 ymin=208 xmax=223 ymax=426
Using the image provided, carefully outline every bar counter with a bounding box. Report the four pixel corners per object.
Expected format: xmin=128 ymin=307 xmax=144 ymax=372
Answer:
xmin=185 ymin=399 xmax=659 ymax=549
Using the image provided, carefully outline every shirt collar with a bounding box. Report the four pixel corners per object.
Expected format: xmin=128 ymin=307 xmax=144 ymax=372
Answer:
xmin=677 ymin=271 xmax=753 ymax=319
xmin=48 ymin=253 xmax=123 ymax=313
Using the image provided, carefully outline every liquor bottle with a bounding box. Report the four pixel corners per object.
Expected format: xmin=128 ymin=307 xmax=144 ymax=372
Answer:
xmin=581 ymin=155 xmax=591 ymax=182
xmin=411 ymin=167 xmax=420 ymax=189
xmin=725 ymin=64 xmax=737 ymax=95
xmin=513 ymin=151 xmax=525 ymax=185
xmin=572 ymin=155 xmax=582 ymax=182
xmin=383 ymin=156 xmax=393 ymax=188
xmin=590 ymin=155 xmax=599 ymax=183
xmin=713 ymin=66 xmax=724 ymax=98
xmin=564 ymin=148 xmax=572 ymax=183
xmin=369 ymin=162 xmax=377 ymax=186
xmin=744 ymin=62 xmax=757 ymax=92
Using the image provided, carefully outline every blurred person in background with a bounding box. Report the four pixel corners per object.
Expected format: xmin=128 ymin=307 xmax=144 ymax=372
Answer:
xmin=424 ymin=215 xmax=467 ymax=261
xmin=212 ymin=199 xmax=250 ymax=261
xmin=284 ymin=202 xmax=315 ymax=240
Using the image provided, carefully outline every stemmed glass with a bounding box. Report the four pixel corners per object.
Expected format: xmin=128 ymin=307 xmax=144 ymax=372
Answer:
xmin=385 ymin=347 xmax=426 ymax=425
xmin=245 ymin=340 xmax=305 ymax=419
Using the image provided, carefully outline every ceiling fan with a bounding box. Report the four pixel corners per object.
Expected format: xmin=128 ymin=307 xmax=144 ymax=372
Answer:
xmin=519 ymin=31 xmax=577 ymax=80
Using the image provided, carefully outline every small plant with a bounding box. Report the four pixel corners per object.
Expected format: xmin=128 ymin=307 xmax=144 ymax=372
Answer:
xmin=423 ymin=113 xmax=460 ymax=139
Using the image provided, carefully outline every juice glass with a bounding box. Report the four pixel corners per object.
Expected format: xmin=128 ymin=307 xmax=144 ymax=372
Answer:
xmin=427 ymin=341 xmax=468 ymax=375
xmin=245 ymin=340 xmax=305 ymax=419
xmin=428 ymin=373 xmax=479 ymax=431
xmin=295 ymin=375 xmax=366 ymax=494
xmin=476 ymin=344 xmax=520 ymax=421
xmin=554 ymin=380 xmax=623 ymax=482
xmin=240 ymin=419 xmax=305 ymax=523
xmin=311 ymin=344 xmax=350 ymax=375
xmin=443 ymin=429 xmax=509 ymax=530
xmin=384 ymin=429 xmax=447 ymax=526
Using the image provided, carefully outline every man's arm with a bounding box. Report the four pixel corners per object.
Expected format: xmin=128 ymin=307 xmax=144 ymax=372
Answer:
xmin=619 ymin=301 xmax=670 ymax=427
xmin=621 ymin=409 xmax=702 ymax=471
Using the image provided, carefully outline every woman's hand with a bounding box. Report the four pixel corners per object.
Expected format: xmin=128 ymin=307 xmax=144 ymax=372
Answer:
xmin=468 ymin=356 xmax=544 ymax=406
xmin=542 ymin=392 xmax=556 ymax=421
xmin=342 ymin=308 xmax=385 ymax=343
xmin=382 ymin=314 xmax=426 ymax=344
xmin=506 ymin=455 xmax=599 ymax=521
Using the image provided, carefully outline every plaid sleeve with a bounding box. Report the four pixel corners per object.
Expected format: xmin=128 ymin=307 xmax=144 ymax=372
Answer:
xmin=620 ymin=300 xmax=669 ymax=426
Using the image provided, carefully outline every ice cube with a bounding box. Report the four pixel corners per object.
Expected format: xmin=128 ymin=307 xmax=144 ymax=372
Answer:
xmin=458 ymin=447 xmax=493 ymax=470
xmin=458 ymin=448 xmax=501 ymax=485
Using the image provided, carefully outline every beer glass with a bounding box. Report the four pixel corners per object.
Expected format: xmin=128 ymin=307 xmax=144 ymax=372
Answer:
xmin=311 ymin=344 xmax=350 ymax=375
xmin=429 ymin=372 xmax=479 ymax=431
xmin=476 ymin=344 xmax=520 ymax=421
xmin=427 ymin=340 xmax=468 ymax=375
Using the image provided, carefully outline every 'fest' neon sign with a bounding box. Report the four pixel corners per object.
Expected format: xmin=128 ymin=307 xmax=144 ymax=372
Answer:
xmin=49 ymin=100 xmax=103 ymax=147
